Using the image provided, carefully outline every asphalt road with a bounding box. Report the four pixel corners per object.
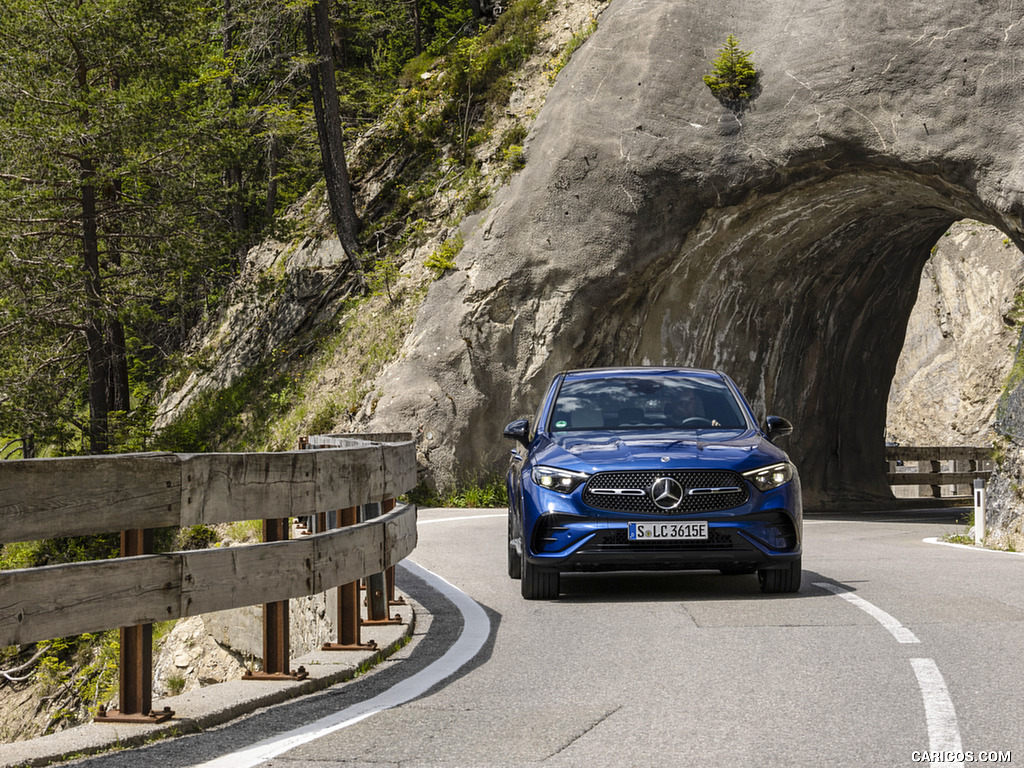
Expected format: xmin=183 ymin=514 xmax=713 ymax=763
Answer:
xmin=68 ymin=507 xmax=1023 ymax=767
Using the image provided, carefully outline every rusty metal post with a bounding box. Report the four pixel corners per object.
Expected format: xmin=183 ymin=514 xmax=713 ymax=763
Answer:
xmin=323 ymin=506 xmax=377 ymax=651
xmin=95 ymin=529 xmax=173 ymax=724
xmin=362 ymin=502 xmax=402 ymax=626
xmin=243 ymin=517 xmax=307 ymax=681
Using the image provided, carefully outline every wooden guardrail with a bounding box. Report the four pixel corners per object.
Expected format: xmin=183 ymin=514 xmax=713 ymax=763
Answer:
xmin=885 ymin=445 xmax=993 ymax=498
xmin=0 ymin=434 xmax=417 ymax=722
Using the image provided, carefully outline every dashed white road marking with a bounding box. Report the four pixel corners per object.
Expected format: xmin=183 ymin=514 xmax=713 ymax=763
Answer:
xmin=911 ymin=658 xmax=964 ymax=765
xmin=813 ymin=581 xmax=921 ymax=644
xmin=815 ymin=581 xmax=966 ymax=758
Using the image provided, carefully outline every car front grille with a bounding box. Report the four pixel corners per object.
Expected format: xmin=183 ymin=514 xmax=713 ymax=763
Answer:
xmin=582 ymin=470 xmax=749 ymax=514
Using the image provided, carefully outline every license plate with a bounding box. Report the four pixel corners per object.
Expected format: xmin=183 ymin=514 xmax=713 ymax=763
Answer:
xmin=628 ymin=521 xmax=708 ymax=540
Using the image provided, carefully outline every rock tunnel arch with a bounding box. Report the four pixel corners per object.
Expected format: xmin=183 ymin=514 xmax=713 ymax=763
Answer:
xmin=367 ymin=0 xmax=1024 ymax=509
xmin=623 ymin=169 xmax=1010 ymax=509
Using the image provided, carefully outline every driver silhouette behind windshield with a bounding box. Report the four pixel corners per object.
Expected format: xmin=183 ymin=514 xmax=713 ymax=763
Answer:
xmin=666 ymin=389 xmax=721 ymax=427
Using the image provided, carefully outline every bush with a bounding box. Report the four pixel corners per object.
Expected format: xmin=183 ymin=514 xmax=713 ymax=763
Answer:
xmin=424 ymin=233 xmax=465 ymax=278
xmin=703 ymin=34 xmax=758 ymax=101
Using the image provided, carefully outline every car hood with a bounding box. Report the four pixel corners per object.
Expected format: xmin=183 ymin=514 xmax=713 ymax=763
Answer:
xmin=530 ymin=428 xmax=789 ymax=474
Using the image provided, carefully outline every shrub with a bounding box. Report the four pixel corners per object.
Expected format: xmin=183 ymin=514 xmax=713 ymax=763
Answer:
xmin=703 ymin=34 xmax=759 ymax=101
xmin=424 ymin=233 xmax=465 ymax=278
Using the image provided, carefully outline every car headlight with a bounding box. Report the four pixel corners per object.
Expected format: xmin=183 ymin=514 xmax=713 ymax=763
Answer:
xmin=531 ymin=466 xmax=589 ymax=494
xmin=743 ymin=462 xmax=794 ymax=492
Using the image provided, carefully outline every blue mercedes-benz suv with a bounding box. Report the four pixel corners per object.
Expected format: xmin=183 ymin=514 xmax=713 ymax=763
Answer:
xmin=503 ymin=367 xmax=802 ymax=599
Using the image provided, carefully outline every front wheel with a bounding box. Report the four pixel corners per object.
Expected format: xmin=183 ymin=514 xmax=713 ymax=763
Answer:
xmin=521 ymin=553 xmax=559 ymax=600
xmin=758 ymin=558 xmax=801 ymax=594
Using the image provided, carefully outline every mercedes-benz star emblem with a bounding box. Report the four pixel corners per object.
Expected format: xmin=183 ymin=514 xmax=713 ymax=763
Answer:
xmin=650 ymin=477 xmax=684 ymax=510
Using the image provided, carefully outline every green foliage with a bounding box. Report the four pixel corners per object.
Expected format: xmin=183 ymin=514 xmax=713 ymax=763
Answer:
xmin=1 ymin=535 xmax=120 ymax=571
xmin=0 ymin=0 xmax=505 ymax=457
xmin=166 ymin=674 xmax=187 ymax=696
xmin=498 ymin=123 xmax=529 ymax=152
xmin=0 ymin=0 xmax=238 ymax=451
xmin=445 ymin=0 xmax=549 ymax=102
xmin=703 ymin=34 xmax=759 ymax=101
xmin=176 ymin=524 xmax=220 ymax=551
xmin=406 ymin=476 xmax=508 ymax=508
xmin=308 ymin=397 xmax=343 ymax=435
xmin=547 ymin=15 xmax=599 ymax=82
xmin=424 ymin=233 xmax=465 ymax=278
xmin=227 ymin=519 xmax=263 ymax=543
xmin=368 ymin=254 xmax=402 ymax=301
xmin=154 ymin=363 xmax=299 ymax=453
xmin=13 ymin=631 xmax=121 ymax=734
xmin=499 ymin=145 xmax=527 ymax=181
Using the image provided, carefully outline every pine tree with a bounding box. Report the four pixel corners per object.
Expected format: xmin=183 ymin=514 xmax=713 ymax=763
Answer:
xmin=0 ymin=0 xmax=230 ymax=452
xmin=703 ymin=34 xmax=759 ymax=101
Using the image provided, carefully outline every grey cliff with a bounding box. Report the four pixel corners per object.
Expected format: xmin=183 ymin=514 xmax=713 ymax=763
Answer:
xmin=367 ymin=0 xmax=1024 ymax=508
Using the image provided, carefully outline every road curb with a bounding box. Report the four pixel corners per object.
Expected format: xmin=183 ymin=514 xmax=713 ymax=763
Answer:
xmin=0 ymin=596 xmax=419 ymax=768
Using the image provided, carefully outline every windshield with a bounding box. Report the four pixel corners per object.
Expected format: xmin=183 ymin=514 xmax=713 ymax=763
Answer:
xmin=548 ymin=375 xmax=750 ymax=432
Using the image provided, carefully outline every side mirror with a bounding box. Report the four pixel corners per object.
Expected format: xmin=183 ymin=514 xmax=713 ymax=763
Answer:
xmin=764 ymin=415 xmax=793 ymax=444
xmin=503 ymin=418 xmax=530 ymax=448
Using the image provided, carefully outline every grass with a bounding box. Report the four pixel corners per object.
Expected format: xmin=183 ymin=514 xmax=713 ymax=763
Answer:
xmin=547 ymin=15 xmax=599 ymax=82
xmin=407 ymin=476 xmax=508 ymax=508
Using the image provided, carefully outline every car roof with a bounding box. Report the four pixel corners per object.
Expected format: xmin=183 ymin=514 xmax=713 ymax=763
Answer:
xmin=559 ymin=366 xmax=726 ymax=381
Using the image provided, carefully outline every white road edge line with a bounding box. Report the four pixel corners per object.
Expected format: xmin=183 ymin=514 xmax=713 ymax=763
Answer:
xmin=812 ymin=581 xmax=920 ymax=644
xmin=923 ymin=537 xmax=1024 ymax=557
xmin=911 ymin=658 xmax=964 ymax=765
xmin=195 ymin=560 xmax=491 ymax=768
xmin=419 ymin=513 xmax=506 ymax=525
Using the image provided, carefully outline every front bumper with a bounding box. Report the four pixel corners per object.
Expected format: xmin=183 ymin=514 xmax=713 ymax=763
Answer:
xmin=526 ymin=515 xmax=801 ymax=572
xmin=520 ymin=478 xmax=802 ymax=573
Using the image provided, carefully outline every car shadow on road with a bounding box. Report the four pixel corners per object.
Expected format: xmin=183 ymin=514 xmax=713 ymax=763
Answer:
xmin=554 ymin=568 xmax=830 ymax=603
xmin=804 ymin=506 xmax=972 ymax=525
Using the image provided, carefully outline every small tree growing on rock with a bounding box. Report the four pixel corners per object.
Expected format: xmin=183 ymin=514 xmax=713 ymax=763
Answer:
xmin=703 ymin=34 xmax=759 ymax=101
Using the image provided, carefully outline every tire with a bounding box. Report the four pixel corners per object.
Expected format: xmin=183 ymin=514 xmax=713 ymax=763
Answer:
xmin=508 ymin=516 xmax=522 ymax=580
xmin=758 ymin=558 xmax=801 ymax=594
xmin=521 ymin=553 xmax=559 ymax=600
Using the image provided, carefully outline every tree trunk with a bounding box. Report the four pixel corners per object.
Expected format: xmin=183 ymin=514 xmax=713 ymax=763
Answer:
xmin=103 ymin=175 xmax=131 ymax=417
xmin=412 ymin=0 xmax=422 ymax=55
xmin=80 ymin=157 xmax=109 ymax=454
xmin=106 ymin=320 xmax=130 ymax=414
xmin=305 ymin=1 xmax=364 ymax=282
xmin=224 ymin=0 xmax=248 ymax=265
xmin=265 ymin=133 xmax=279 ymax=223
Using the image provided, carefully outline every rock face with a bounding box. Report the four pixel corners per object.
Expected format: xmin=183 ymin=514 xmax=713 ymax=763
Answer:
xmin=152 ymin=594 xmax=335 ymax=698
xmin=886 ymin=222 xmax=1024 ymax=447
xmin=153 ymin=233 xmax=356 ymax=429
xmin=368 ymin=0 xmax=1024 ymax=508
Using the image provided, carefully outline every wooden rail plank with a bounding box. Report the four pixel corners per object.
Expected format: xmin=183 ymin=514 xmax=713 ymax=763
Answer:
xmin=381 ymin=441 xmax=418 ymax=500
xmin=179 ymin=538 xmax=316 ymax=616
xmin=887 ymin=472 xmax=992 ymax=485
xmin=313 ymin=447 xmax=385 ymax=513
xmin=0 ymin=556 xmax=181 ymax=647
xmin=0 ymin=440 xmax=415 ymax=545
xmin=0 ymin=504 xmax=416 ymax=648
xmin=0 ymin=453 xmax=181 ymax=545
xmin=180 ymin=451 xmax=318 ymax=525
xmin=884 ymin=446 xmax=992 ymax=462
xmin=311 ymin=520 xmax=383 ymax=594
